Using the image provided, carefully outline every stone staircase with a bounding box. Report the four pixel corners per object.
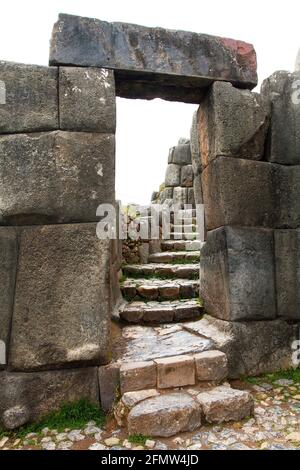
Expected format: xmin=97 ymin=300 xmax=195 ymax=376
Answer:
xmin=108 ymin=209 xmax=254 ymax=437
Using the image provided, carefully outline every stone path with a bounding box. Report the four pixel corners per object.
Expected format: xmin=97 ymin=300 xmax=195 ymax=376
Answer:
xmin=1 ymin=377 xmax=300 ymax=450
xmin=110 ymin=210 xmax=254 ymax=437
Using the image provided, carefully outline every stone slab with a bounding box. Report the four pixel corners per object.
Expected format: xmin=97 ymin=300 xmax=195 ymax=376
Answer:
xmin=199 ymin=81 xmax=269 ymax=167
xmin=201 ymin=156 xmax=277 ymax=230
xmin=200 ymin=226 xmax=276 ymax=321
xmin=117 ymin=324 xmax=213 ymax=363
xmin=0 ymin=131 xmax=115 ymax=225
xmin=50 ymin=14 xmax=257 ymax=103
xmin=155 ymin=355 xmax=195 ymax=389
xmin=261 ymin=71 xmax=300 ymax=164
xmin=0 ymin=228 xmax=18 ymax=369
xmin=120 ymin=361 xmax=156 ymax=393
xmin=197 ymin=385 xmax=253 ymax=423
xmin=9 ymin=224 xmax=111 ymax=371
xmin=59 ymin=67 xmax=116 ymax=132
xmin=0 ymin=61 xmax=58 ymax=133
xmin=0 ymin=368 xmax=99 ymax=429
xmin=184 ymin=315 xmax=298 ymax=378
xmin=275 ymin=229 xmax=300 ymax=319
xmin=128 ymin=392 xmax=201 ymax=437
xmin=194 ymin=350 xmax=228 ymax=383
xmin=98 ymin=364 xmax=120 ymax=412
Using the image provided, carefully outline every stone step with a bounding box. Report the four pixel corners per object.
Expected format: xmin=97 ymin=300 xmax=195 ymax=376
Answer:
xmin=171 ymin=224 xmax=197 ymax=233
xmin=119 ymin=350 xmax=228 ymax=393
xmin=170 ymin=232 xmax=199 ymax=240
xmin=148 ymin=251 xmax=200 ymax=264
xmin=115 ymin=384 xmax=253 ymax=437
xmin=161 ymin=240 xmax=202 ymax=252
xmin=119 ymin=299 xmax=203 ymax=324
xmin=123 ymin=263 xmax=199 ymax=280
xmin=121 ymin=278 xmax=199 ymax=301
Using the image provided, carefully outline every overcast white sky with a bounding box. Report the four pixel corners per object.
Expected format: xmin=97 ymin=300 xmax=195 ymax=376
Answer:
xmin=1 ymin=0 xmax=299 ymax=204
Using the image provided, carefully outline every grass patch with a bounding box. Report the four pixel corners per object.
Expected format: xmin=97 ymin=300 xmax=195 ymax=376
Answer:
xmin=241 ymin=367 xmax=300 ymax=386
xmin=0 ymin=399 xmax=106 ymax=440
xmin=128 ymin=434 xmax=150 ymax=446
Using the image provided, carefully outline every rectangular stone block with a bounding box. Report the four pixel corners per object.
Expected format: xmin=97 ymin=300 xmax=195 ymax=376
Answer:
xmin=200 ymin=226 xmax=276 ymax=321
xmin=98 ymin=364 xmax=120 ymax=412
xmin=9 ymin=224 xmax=111 ymax=371
xmin=194 ymin=350 xmax=228 ymax=383
xmin=201 ymin=156 xmax=277 ymax=230
xmin=155 ymin=355 xmax=195 ymax=389
xmin=0 ymin=131 xmax=115 ymax=225
xmin=59 ymin=67 xmax=116 ymax=133
xmin=50 ymin=14 xmax=257 ymax=103
xmin=199 ymin=81 xmax=269 ymax=168
xmin=181 ymin=165 xmax=193 ymax=187
xmin=170 ymin=143 xmax=192 ymax=166
xmin=0 ymin=228 xmax=18 ymax=369
xmin=165 ymin=164 xmax=181 ymax=187
xmin=278 ymin=165 xmax=300 ymax=229
xmin=0 ymin=368 xmax=99 ymax=429
xmin=275 ymin=229 xmax=300 ymax=319
xmin=120 ymin=361 xmax=156 ymax=393
xmin=0 ymin=61 xmax=58 ymax=133
xmin=261 ymin=71 xmax=300 ymax=164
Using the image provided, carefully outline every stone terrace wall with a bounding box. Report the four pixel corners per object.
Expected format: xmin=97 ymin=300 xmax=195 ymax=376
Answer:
xmin=0 ymin=61 xmax=120 ymax=429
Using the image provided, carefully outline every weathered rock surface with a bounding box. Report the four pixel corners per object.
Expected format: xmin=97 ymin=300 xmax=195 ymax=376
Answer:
xmin=0 ymin=228 xmax=17 ymax=369
xmin=128 ymin=392 xmax=201 ymax=437
xmin=117 ymin=324 xmax=213 ymax=363
xmin=170 ymin=143 xmax=192 ymax=166
xmin=197 ymin=386 xmax=253 ymax=423
xmin=98 ymin=364 xmax=120 ymax=412
xmin=9 ymin=224 xmax=111 ymax=371
xmin=0 ymin=368 xmax=99 ymax=429
xmin=165 ymin=164 xmax=181 ymax=187
xmin=59 ymin=67 xmax=116 ymax=132
xmin=201 ymin=157 xmax=277 ymax=230
xmin=199 ymin=81 xmax=269 ymax=167
xmin=200 ymin=227 xmax=276 ymax=321
xmin=185 ymin=315 xmax=298 ymax=378
xmin=181 ymin=165 xmax=194 ymax=187
xmin=194 ymin=350 xmax=228 ymax=383
xmin=0 ymin=61 xmax=58 ymax=133
xmin=120 ymin=361 xmax=156 ymax=393
xmin=50 ymin=14 xmax=257 ymax=103
xmin=275 ymin=229 xmax=300 ymax=319
xmin=261 ymin=71 xmax=300 ymax=164
xmin=155 ymin=355 xmax=195 ymax=389
xmin=0 ymin=131 xmax=115 ymax=225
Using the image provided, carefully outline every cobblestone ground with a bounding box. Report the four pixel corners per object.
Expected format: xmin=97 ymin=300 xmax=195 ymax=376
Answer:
xmin=1 ymin=378 xmax=300 ymax=451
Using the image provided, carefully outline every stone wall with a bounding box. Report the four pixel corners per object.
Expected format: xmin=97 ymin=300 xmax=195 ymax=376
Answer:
xmin=198 ymin=76 xmax=300 ymax=328
xmin=0 ymin=61 xmax=119 ymax=428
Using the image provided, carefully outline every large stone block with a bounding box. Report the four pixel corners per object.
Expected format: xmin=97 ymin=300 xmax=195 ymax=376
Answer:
xmin=0 ymin=368 xmax=99 ymax=429
xmin=0 ymin=131 xmax=115 ymax=225
xmin=261 ymin=71 xmax=300 ymax=164
xmin=278 ymin=165 xmax=300 ymax=229
xmin=9 ymin=224 xmax=111 ymax=371
xmin=170 ymin=143 xmax=192 ymax=166
xmin=199 ymin=82 xmax=269 ymax=167
xmin=275 ymin=229 xmax=300 ymax=319
xmin=201 ymin=156 xmax=277 ymax=230
xmin=50 ymin=14 xmax=257 ymax=103
xmin=0 ymin=228 xmax=18 ymax=369
xmin=59 ymin=67 xmax=116 ymax=133
xmin=190 ymin=110 xmax=201 ymax=176
xmin=181 ymin=165 xmax=193 ymax=187
xmin=185 ymin=315 xmax=299 ymax=378
xmin=200 ymin=227 xmax=276 ymax=321
xmin=165 ymin=164 xmax=181 ymax=187
xmin=0 ymin=61 xmax=58 ymax=133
